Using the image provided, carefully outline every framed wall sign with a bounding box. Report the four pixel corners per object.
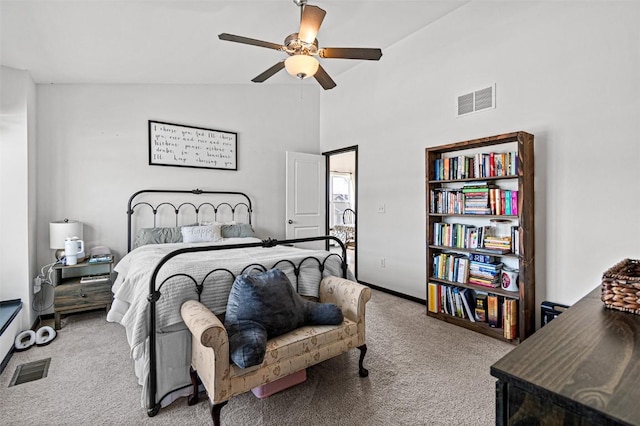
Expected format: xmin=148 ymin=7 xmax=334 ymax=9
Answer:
xmin=148 ymin=120 xmax=237 ymax=170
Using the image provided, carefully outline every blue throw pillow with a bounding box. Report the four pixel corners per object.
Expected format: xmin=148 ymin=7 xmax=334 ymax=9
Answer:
xmin=224 ymin=268 xmax=344 ymax=369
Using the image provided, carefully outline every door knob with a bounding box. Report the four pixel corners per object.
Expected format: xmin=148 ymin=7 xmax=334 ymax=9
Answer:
xmin=288 ymin=220 xmax=293 ymax=224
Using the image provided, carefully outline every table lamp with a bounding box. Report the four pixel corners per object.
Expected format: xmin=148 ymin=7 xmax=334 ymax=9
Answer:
xmin=50 ymin=219 xmax=83 ymax=260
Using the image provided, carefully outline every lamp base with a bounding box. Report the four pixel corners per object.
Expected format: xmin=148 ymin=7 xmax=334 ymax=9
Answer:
xmin=54 ymin=249 xmax=65 ymax=262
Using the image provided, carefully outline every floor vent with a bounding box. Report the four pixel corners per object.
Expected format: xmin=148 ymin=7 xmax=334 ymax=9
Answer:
xmin=9 ymin=358 xmax=51 ymax=387
xmin=457 ymin=84 xmax=496 ymax=116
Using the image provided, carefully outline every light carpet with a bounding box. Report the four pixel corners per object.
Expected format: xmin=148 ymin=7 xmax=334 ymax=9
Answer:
xmin=0 ymin=289 xmax=513 ymax=425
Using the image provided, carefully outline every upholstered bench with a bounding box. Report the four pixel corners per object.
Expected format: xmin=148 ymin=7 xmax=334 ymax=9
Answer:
xmin=181 ymin=276 xmax=371 ymax=426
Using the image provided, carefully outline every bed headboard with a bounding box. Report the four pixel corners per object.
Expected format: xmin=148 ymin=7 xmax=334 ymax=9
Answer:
xmin=127 ymin=189 xmax=253 ymax=252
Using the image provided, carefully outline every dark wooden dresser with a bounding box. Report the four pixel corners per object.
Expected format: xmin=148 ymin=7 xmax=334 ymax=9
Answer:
xmin=491 ymin=286 xmax=640 ymax=425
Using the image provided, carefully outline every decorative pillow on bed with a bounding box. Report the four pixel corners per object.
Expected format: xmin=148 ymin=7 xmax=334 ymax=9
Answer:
xmin=220 ymin=223 xmax=256 ymax=238
xmin=224 ymin=268 xmax=344 ymax=369
xmin=134 ymin=227 xmax=183 ymax=248
xmin=181 ymin=224 xmax=222 ymax=243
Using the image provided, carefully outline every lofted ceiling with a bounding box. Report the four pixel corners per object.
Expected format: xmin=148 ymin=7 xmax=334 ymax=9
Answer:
xmin=0 ymin=0 xmax=468 ymax=86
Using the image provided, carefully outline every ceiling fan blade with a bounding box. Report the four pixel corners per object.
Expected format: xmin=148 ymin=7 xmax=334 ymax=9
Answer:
xmin=314 ymin=65 xmax=336 ymax=90
xmin=298 ymin=5 xmax=326 ymax=44
xmin=251 ymin=61 xmax=286 ymax=83
xmin=219 ymin=33 xmax=284 ymax=51
xmin=319 ymin=47 xmax=383 ymax=61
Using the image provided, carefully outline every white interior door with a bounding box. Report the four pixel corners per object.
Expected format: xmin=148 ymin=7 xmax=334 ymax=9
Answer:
xmin=285 ymin=151 xmax=325 ymax=246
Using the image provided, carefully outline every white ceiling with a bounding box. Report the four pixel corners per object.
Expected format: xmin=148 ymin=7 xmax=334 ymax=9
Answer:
xmin=0 ymin=0 xmax=468 ymax=86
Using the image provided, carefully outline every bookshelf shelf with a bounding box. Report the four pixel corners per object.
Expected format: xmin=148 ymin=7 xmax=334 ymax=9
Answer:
xmin=427 ymin=245 xmax=521 ymax=259
xmin=428 ymin=213 xmax=519 ymax=219
xmin=428 ymin=277 xmax=520 ymax=300
xmin=427 ymin=175 xmax=517 ymax=185
xmin=429 ymin=311 xmax=514 ymax=342
xmin=425 ymin=131 xmax=535 ymax=343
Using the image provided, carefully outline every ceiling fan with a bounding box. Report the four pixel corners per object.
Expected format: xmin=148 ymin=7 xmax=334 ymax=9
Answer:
xmin=218 ymin=0 xmax=383 ymax=90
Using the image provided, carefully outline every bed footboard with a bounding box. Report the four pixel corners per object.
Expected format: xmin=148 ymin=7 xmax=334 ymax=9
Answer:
xmin=146 ymin=235 xmax=348 ymax=416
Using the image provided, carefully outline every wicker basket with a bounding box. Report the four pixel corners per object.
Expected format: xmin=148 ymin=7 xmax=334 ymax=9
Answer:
xmin=601 ymin=259 xmax=640 ymax=314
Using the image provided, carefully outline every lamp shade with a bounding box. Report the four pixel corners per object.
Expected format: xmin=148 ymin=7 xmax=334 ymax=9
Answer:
xmin=284 ymin=55 xmax=319 ymax=79
xmin=50 ymin=219 xmax=83 ymax=249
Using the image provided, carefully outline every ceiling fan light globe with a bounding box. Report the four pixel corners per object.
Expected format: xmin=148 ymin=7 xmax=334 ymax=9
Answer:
xmin=285 ymin=55 xmax=319 ymax=79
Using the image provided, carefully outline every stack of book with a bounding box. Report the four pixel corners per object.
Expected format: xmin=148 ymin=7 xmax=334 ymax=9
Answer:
xmin=462 ymin=182 xmax=493 ymax=215
xmin=88 ymin=254 xmax=113 ymax=264
xmin=467 ymin=253 xmax=502 ymax=288
xmin=483 ymin=235 xmax=512 ymax=253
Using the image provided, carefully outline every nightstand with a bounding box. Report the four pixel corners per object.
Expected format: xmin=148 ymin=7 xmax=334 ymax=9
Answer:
xmin=52 ymin=258 xmax=114 ymax=330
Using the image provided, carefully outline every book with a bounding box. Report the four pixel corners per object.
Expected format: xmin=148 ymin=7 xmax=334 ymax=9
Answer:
xmin=447 ymin=287 xmax=455 ymax=316
xmin=468 ymin=253 xmax=496 ymax=263
xmin=503 ymin=299 xmax=518 ymax=339
xmin=487 ymin=294 xmax=502 ymax=328
xmin=476 ymin=247 xmax=511 ymax=255
xmin=441 ymin=285 xmax=449 ymax=315
xmin=460 ymin=288 xmax=476 ymax=322
xmin=475 ymin=294 xmax=487 ymax=322
xmin=453 ymin=287 xmax=464 ymax=318
xmin=489 ymin=152 xmax=496 ymax=176
xmin=88 ymin=255 xmax=113 ymax=264
xmin=456 ymin=258 xmax=470 ymax=283
xmin=468 ymin=277 xmax=501 ymax=288
xmin=511 ymin=226 xmax=520 ymax=255
xmin=504 ymin=190 xmax=512 ymax=215
xmin=428 ymin=282 xmax=439 ymax=313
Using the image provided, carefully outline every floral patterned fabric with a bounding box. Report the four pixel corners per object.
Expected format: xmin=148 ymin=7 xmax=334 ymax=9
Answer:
xmin=181 ymin=276 xmax=371 ymax=404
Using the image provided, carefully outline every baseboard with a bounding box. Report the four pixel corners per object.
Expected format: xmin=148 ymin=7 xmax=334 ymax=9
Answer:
xmin=0 ymin=345 xmax=14 ymax=375
xmin=0 ymin=300 xmax=23 ymax=375
xmin=358 ymin=281 xmax=426 ymax=305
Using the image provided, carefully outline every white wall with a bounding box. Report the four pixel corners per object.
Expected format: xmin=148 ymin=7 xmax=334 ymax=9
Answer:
xmin=320 ymin=1 xmax=640 ymax=309
xmin=0 ymin=66 xmax=38 ymax=330
xmin=36 ymin=84 xmax=320 ymax=269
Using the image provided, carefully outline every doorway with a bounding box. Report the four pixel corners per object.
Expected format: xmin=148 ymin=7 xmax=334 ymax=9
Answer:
xmin=323 ymin=146 xmax=357 ymax=279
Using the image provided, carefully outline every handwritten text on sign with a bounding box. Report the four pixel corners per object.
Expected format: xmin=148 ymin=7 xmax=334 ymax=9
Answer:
xmin=149 ymin=121 xmax=237 ymax=170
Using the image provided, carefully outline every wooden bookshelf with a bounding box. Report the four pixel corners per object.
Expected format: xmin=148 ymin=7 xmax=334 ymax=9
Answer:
xmin=425 ymin=131 xmax=535 ymax=343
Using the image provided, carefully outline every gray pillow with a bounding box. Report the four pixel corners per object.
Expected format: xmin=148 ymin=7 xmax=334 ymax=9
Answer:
xmin=220 ymin=223 xmax=257 ymax=238
xmin=224 ymin=268 xmax=344 ymax=369
xmin=134 ymin=227 xmax=183 ymax=248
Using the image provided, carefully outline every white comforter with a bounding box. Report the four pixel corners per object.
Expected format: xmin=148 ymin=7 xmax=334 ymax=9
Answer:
xmin=107 ymin=238 xmax=348 ymax=362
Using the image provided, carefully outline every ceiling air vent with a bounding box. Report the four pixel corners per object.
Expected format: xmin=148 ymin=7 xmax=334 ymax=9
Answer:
xmin=457 ymin=84 xmax=496 ymax=117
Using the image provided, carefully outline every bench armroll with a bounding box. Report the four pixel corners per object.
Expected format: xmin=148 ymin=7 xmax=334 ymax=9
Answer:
xmin=181 ymin=299 xmax=231 ymax=403
xmin=320 ymin=276 xmax=371 ymax=346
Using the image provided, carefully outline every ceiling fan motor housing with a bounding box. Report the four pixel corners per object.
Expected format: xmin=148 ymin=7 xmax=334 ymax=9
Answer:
xmin=284 ymin=33 xmax=318 ymax=56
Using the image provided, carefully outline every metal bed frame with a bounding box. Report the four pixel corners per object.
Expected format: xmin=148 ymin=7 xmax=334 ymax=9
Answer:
xmin=125 ymin=189 xmax=348 ymax=416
